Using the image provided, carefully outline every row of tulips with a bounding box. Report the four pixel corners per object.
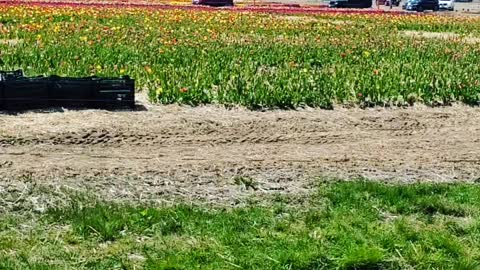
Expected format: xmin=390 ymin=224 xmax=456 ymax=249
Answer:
xmin=0 ymin=4 xmax=479 ymax=108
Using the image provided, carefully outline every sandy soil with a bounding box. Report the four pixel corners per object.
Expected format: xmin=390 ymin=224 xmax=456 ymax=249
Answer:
xmin=1 ymin=99 xmax=479 ymax=211
xmin=401 ymin=30 xmax=480 ymax=44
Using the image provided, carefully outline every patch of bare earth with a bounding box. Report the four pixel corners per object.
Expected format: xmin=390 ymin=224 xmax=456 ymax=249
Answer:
xmin=279 ymin=15 xmax=319 ymax=23
xmin=0 ymin=39 xmax=23 ymax=46
xmin=401 ymin=30 xmax=480 ymax=44
xmin=0 ymin=99 xmax=479 ymax=211
xmin=278 ymin=15 xmax=353 ymax=25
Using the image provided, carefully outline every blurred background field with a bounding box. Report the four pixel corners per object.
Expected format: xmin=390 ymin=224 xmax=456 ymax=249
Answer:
xmin=16 ymin=0 xmax=480 ymax=12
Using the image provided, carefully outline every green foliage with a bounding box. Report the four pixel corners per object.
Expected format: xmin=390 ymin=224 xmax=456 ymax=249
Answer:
xmin=3 ymin=181 xmax=480 ymax=269
xmin=47 ymin=201 xmax=188 ymax=241
xmin=337 ymin=245 xmax=385 ymax=269
xmin=0 ymin=6 xmax=479 ymax=109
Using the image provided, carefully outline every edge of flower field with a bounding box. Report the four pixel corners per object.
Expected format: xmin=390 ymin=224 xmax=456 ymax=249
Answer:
xmin=0 ymin=0 xmax=418 ymax=16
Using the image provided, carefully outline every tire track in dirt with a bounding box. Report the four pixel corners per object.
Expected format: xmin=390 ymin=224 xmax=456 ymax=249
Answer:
xmin=0 ymin=110 xmax=450 ymax=146
xmin=0 ymin=104 xmax=479 ymax=206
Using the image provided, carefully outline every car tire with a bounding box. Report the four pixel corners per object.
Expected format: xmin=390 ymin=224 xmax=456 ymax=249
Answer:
xmin=417 ymin=6 xmax=423 ymax=11
xmin=433 ymin=5 xmax=439 ymax=11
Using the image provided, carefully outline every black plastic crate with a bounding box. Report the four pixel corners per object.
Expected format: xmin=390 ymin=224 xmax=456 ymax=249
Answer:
xmin=2 ymin=77 xmax=50 ymax=109
xmin=0 ymin=70 xmax=135 ymax=110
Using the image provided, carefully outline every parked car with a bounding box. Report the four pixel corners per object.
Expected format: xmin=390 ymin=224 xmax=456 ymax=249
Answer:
xmin=404 ymin=0 xmax=439 ymax=11
xmin=385 ymin=0 xmax=401 ymax=6
xmin=192 ymin=0 xmax=233 ymax=7
xmin=439 ymin=0 xmax=454 ymax=10
xmin=329 ymin=0 xmax=372 ymax=8
xmin=377 ymin=0 xmax=401 ymax=5
xmin=402 ymin=0 xmax=412 ymax=8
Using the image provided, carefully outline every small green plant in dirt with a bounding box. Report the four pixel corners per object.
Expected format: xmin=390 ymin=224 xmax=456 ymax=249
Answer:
xmin=3 ymin=181 xmax=480 ymax=269
xmin=233 ymin=175 xmax=259 ymax=190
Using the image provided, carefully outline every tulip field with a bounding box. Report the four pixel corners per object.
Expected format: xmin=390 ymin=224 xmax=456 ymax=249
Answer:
xmin=1 ymin=4 xmax=480 ymax=108
xmin=2 ymin=3 xmax=480 ymax=269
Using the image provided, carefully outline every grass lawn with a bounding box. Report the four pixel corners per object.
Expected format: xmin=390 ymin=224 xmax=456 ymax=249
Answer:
xmin=2 ymin=180 xmax=480 ymax=269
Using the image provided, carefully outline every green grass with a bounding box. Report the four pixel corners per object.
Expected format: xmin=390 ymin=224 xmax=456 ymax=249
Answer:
xmin=2 ymin=181 xmax=480 ymax=269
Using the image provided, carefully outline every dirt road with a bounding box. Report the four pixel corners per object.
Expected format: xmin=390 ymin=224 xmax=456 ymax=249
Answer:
xmin=1 ymin=102 xmax=479 ymax=209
